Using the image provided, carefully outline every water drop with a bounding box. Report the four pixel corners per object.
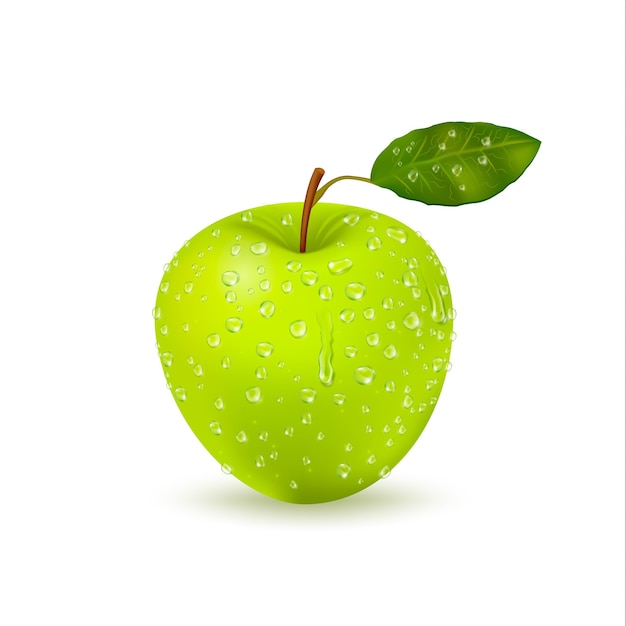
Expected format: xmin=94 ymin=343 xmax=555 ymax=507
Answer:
xmin=328 ymin=258 xmax=353 ymax=275
xmin=152 ymin=306 xmax=161 ymax=320
xmin=392 ymin=146 xmax=401 ymax=156
xmin=459 ymin=184 xmax=466 ymax=191
xmin=184 ymin=281 xmax=193 ymax=294
xmin=301 ymin=270 xmax=318 ymax=286
xmin=281 ymin=213 xmax=293 ymax=226
xmin=225 ymin=290 xmax=237 ymax=303
xmin=300 ymin=388 xmax=317 ymax=403
xmin=302 ymin=456 xmax=311 ymax=465
xmin=340 ymin=309 xmax=355 ymax=323
xmin=193 ymin=364 xmax=203 ymax=376
xmin=281 ymin=281 xmax=293 ymax=293
xmin=230 ymin=245 xmax=241 ymax=256
xmin=402 ymin=270 xmax=418 ymax=287
xmin=259 ymin=279 xmax=271 ymax=291
xmin=236 ymin=431 xmax=247 ymax=443
xmin=255 ymin=455 xmax=266 ymax=468
xmin=386 ymin=227 xmax=408 ymax=244
xmin=259 ymin=431 xmax=269 ymax=442
xmin=337 ymin=463 xmax=351 ymax=478
xmin=385 ymin=380 xmax=396 ymax=392
xmin=343 ymin=213 xmax=360 ymax=226
xmin=255 ymin=366 xmax=267 ymax=379
xmin=221 ymin=357 xmax=231 ymax=369
xmin=432 ymin=358 xmax=444 ymax=372
xmin=402 ymin=311 xmax=421 ymax=330
xmin=160 ymin=352 xmax=173 ymax=367
xmin=367 ymin=454 xmax=377 ymax=465
xmin=481 ymin=136 xmax=491 ymax=146
xmin=287 ymin=260 xmax=302 ymax=272
xmin=205 ymin=333 xmax=221 ymax=349
xmin=301 ymin=413 xmax=312 ymax=425
xmin=317 ymin=432 xmax=325 ymax=441
xmin=438 ymin=142 xmax=446 ymax=151
xmin=159 ymin=325 xmax=168 ymax=335
xmin=225 ymin=317 xmax=243 ymax=333
xmin=214 ymin=397 xmax=224 ymax=410
xmin=289 ymin=480 xmax=298 ymax=489
xmin=383 ymin=345 xmax=398 ymax=359
xmin=182 ymin=323 xmax=190 ymax=332
xmin=250 ymin=242 xmax=268 ymax=255
xmin=259 ymin=300 xmax=275 ymax=318
xmin=159 ymin=281 xmax=170 ymax=294
xmin=245 ymin=387 xmax=262 ymax=403
xmin=363 ymin=308 xmax=376 ymax=320
xmin=382 ymin=297 xmax=394 ymax=310
xmin=344 ymin=345 xmax=358 ymax=358
xmin=241 ymin=210 xmax=253 ymax=222
xmin=256 ymin=342 xmax=274 ymax=357
xmin=379 ymin=465 xmax=391 ymax=478
xmin=354 ymin=366 xmax=375 ymax=385
xmin=367 ymin=236 xmax=382 ymax=251
xmin=403 ymin=395 xmax=414 ymax=409
xmin=478 ymin=155 xmax=488 ymax=165
xmin=209 ymin=421 xmax=222 ymax=435
xmin=174 ymin=387 xmax=187 ymax=402
xmin=221 ymin=463 xmax=232 ymax=475
xmin=318 ymin=285 xmax=333 ymax=300
xmin=366 ymin=333 xmax=380 ymax=347
xmin=407 ymin=169 xmax=419 ymax=182
xmin=333 ymin=393 xmax=346 ymax=405
xmin=345 ymin=282 xmax=366 ymax=300
xmin=222 ymin=271 xmax=239 ymax=286
xmin=289 ymin=320 xmax=307 ymax=338
xmin=269 ymin=450 xmax=278 ymax=460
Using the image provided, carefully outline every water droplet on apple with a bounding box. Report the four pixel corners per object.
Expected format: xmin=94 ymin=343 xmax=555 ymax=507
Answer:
xmin=225 ymin=290 xmax=237 ymax=303
xmin=160 ymin=352 xmax=173 ymax=367
xmin=398 ymin=425 xmax=407 ymax=435
xmin=366 ymin=333 xmax=380 ymax=347
xmin=340 ymin=309 xmax=355 ymax=323
xmin=214 ymin=397 xmax=224 ymax=410
xmin=345 ymin=282 xmax=366 ymax=300
xmin=241 ymin=210 xmax=253 ymax=222
xmin=386 ymin=227 xmax=408 ymax=244
xmin=354 ymin=366 xmax=375 ymax=385
xmin=317 ymin=432 xmax=325 ymax=441
xmin=318 ymin=285 xmax=333 ymax=300
xmin=333 ymin=393 xmax=346 ymax=405
xmin=301 ymin=413 xmax=312 ymax=425
xmin=281 ymin=281 xmax=293 ymax=293
xmin=382 ymin=297 xmax=394 ymax=310
xmin=159 ymin=281 xmax=169 ymax=294
xmin=301 ymin=270 xmax=318 ymax=286
xmin=407 ymin=169 xmax=419 ymax=182
xmin=383 ymin=345 xmax=398 ymax=359
xmin=344 ymin=345 xmax=358 ymax=358
xmin=269 ymin=450 xmax=278 ymax=460
xmin=287 ymin=260 xmax=302 ymax=272
xmin=367 ymin=236 xmax=382 ymax=251
xmin=230 ymin=245 xmax=241 ymax=256
xmin=289 ymin=320 xmax=307 ymax=338
xmin=225 ymin=317 xmax=243 ymax=333
xmin=182 ymin=322 xmax=190 ymax=332
xmin=379 ymin=465 xmax=391 ymax=478
xmin=250 ymin=242 xmax=267 ymax=255
xmin=159 ymin=324 xmax=168 ymax=335
xmin=174 ymin=387 xmax=187 ymax=402
xmin=259 ymin=300 xmax=275 ymax=318
xmin=283 ymin=426 xmax=294 ymax=437
xmin=256 ymin=342 xmax=274 ymax=357
xmin=328 ymin=258 xmax=353 ymax=275
xmin=402 ymin=312 xmax=421 ymax=330
xmin=221 ymin=463 xmax=232 ymax=475
xmin=403 ymin=395 xmax=414 ymax=408
xmin=337 ymin=463 xmax=351 ymax=479
xmin=222 ymin=271 xmax=240 ymax=286
xmin=209 ymin=421 xmax=222 ymax=435
xmin=450 ymin=331 xmax=457 ymax=341
xmin=255 ymin=455 xmax=266 ymax=468
xmin=386 ymin=438 xmax=394 ymax=447
xmin=402 ymin=271 xmax=418 ymax=287
xmin=385 ymin=380 xmax=396 ymax=392
xmin=300 ymin=388 xmax=317 ymax=403
xmin=245 ymin=387 xmax=262 ymax=403
xmin=345 ymin=443 xmax=353 ymax=452
xmin=432 ymin=358 xmax=444 ymax=372
xmin=259 ymin=431 xmax=269 ymax=442
xmin=183 ymin=281 xmax=193 ymax=294
xmin=152 ymin=306 xmax=161 ymax=320
xmin=289 ymin=480 xmax=298 ymax=489
xmin=281 ymin=213 xmax=293 ymax=226
xmin=367 ymin=454 xmax=377 ymax=465
xmin=255 ymin=366 xmax=267 ymax=379
xmin=193 ymin=364 xmax=203 ymax=376
xmin=236 ymin=430 xmax=247 ymax=443
xmin=207 ymin=333 xmax=221 ymax=347
xmin=221 ymin=357 xmax=231 ymax=369
xmin=259 ymin=279 xmax=271 ymax=291
xmin=343 ymin=213 xmax=360 ymax=226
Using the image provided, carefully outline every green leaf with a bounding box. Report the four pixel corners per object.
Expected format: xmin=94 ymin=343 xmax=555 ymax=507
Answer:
xmin=370 ymin=122 xmax=540 ymax=206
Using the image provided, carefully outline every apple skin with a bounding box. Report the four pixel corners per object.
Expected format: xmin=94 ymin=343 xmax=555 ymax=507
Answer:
xmin=154 ymin=202 xmax=454 ymax=503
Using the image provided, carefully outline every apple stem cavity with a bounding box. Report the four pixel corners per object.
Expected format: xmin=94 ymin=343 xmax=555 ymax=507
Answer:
xmin=300 ymin=170 xmax=374 ymax=253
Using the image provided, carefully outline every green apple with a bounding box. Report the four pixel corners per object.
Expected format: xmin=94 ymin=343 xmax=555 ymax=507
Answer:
xmin=154 ymin=200 xmax=453 ymax=503
xmin=154 ymin=122 xmax=540 ymax=503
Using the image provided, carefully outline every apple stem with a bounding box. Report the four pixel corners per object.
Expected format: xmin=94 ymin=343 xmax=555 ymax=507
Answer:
xmin=300 ymin=171 xmax=375 ymax=253
xmin=300 ymin=168 xmax=325 ymax=253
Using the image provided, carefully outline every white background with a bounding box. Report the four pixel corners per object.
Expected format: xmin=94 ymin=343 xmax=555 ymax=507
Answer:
xmin=1 ymin=1 xmax=623 ymax=624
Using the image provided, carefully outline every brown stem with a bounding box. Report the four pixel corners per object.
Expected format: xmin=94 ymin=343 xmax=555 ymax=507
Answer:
xmin=300 ymin=168 xmax=325 ymax=253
